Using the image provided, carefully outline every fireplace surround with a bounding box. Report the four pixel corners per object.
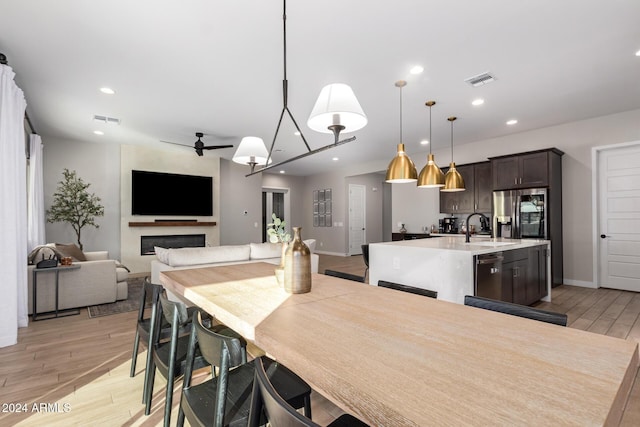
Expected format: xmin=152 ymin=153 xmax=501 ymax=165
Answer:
xmin=140 ymin=234 xmax=205 ymax=255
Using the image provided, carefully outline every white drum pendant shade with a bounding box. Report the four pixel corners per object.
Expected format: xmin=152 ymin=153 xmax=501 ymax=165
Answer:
xmin=307 ymin=83 xmax=367 ymax=134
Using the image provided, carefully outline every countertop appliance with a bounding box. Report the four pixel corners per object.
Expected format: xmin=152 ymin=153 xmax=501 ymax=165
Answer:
xmin=493 ymin=188 xmax=548 ymax=239
xmin=475 ymin=252 xmax=503 ymax=300
xmin=439 ymin=217 xmax=458 ymax=234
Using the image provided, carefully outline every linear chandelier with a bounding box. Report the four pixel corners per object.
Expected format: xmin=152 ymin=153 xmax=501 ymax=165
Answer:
xmin=235 ymin=0 xmax=367 ymax=177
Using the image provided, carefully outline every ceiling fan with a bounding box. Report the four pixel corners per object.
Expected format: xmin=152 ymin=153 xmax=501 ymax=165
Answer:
xmin=161 ymin=132 xmax=234 ymax=156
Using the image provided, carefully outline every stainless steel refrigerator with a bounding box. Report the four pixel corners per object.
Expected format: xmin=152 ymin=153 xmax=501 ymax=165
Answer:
xmin=492 ymin=187 xmax=563 ymax=287
xmin=492 ymin=188 xmax=548 ymax=239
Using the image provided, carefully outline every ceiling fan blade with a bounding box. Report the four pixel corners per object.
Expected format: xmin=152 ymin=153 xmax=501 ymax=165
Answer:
xmin=202 ymin=145 xmax=234 ymax=150
xmin=159 ymin=140 xmax=190 ymax=147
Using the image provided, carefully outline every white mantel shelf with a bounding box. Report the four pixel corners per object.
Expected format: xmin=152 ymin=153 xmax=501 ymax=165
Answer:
xmin=128 ymin=221 xmax=217 ymax=227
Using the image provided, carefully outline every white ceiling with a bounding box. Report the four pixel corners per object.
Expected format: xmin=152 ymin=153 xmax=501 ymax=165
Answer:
xmin=2 ymin=0 xmax=639 ymax=176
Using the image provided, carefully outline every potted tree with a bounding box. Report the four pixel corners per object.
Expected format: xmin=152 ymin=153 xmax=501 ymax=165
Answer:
xmin=46 ymin=168 xmax=104 ymax=250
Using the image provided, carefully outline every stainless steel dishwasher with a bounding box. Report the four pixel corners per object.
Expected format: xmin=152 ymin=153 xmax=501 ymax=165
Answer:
xmin=475 ymin=252 xmax=503 ymax=300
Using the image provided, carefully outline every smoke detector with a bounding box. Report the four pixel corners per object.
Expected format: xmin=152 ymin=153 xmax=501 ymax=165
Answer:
xmin=464 ymin=72 xmax=496 ymax=87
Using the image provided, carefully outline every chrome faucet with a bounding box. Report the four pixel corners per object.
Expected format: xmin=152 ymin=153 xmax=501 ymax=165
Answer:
xmin=466 ymin=212 xmax=489 ymax=243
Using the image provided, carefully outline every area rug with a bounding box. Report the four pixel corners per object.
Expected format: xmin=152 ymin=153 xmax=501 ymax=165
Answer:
xmin=87 ymin=276 xmax=149 ymax=318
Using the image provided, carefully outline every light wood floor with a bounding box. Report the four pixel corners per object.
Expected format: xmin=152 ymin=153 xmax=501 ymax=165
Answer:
xmin=1 ymin=254 xmax=639 ymax=426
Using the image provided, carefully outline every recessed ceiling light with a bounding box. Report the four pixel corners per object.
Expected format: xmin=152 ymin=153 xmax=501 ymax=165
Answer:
xmin=472 ymin=98 xmax=485 ymax=106
xmin=506 ymin=119 xmax=518 ymax=125
xmin=100 ymin=87 xmax=115 ymax=95
xmin=420 ymin=139 xmax=429 ymax=145
xmin=636 ymin=49 xmax=640 ymax=57
xmin=332 ymin=157 xmax=339 ymax=161
xmin=294 ymin=131 xmax=301 ymax=136
xmin=410 ymin=65 xmax=424 ymax=75
xmin=279 ymin=170 xmax=285 ymax=174
xmin=93 ymin=130 xmax=104 ymax=135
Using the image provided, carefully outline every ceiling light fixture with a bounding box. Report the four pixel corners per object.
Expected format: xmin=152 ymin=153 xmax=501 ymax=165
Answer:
xmin=506 ymin=119 xmax=518 ymax=125
xmin=99 ymin=87 xmax=115 ymax=95
xmin=241 ymin=0 xmax=366 ymax=177
xmin=636 ymin=49 xmax=640 ymax=56
xmin=93 ymin=130 xmax=104 ymax=135
xmin=472 ymin=98 xmax=485 ymax=106
xmin=232 ymin=136 xmax=272 ymax=172
xmin=410 ymin=65 xmax=424 ymax=75
xmin=441 ymin=116 xmax=465 ymax=192
xmin=417 ymin=101 xmax=445 ymax=188
xmin=385 ymin=80 xmax=417 ymax=183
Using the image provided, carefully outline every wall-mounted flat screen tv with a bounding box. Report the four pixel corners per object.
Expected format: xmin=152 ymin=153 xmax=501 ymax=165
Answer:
xmin=132 ymin=170 xmax=213 ymax=216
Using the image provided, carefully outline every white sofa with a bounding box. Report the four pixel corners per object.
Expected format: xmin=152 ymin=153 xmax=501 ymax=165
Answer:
xmin=28 ymin=251 xmax=129 ymax=314
xmin=151 ymin=240 xmax=318 ymax=284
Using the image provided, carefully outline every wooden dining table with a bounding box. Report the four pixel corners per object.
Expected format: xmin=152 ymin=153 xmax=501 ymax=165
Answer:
xmin=160 ymin=262 xmax=639 ymax=426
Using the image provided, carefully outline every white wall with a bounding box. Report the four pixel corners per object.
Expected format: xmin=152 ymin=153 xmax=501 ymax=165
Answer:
xmin=43 ymin=138 xmax=121 ymax=257
xmin=219 ymin=159 xmax=263 ymax=245
xmin=120 ymin=145 xmax=220 ymax=273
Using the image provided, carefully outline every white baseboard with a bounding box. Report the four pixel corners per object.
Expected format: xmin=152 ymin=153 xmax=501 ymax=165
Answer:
xmin=563 ymin=279 xmax=597 ymax=289
xmin=315 ymin=250 xmax=349 ymax=257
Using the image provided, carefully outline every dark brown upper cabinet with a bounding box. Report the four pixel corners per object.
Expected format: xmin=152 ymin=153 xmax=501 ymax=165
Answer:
xmin=490 ymin=149 xmax=564 ymax=190
xmin=439 ymin=162 xmax=491 ymax=214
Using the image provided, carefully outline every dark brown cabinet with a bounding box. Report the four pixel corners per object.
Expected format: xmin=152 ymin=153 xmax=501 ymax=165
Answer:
xmin=474 ymin=161 xmax=492 ymax=212
xmin=491 ymin=149 xmax=562 ymax=190
xmin=440 ymin=162 xmax=491 ymax=214
xmin=501 ymin=246 xmax=547 ymax=306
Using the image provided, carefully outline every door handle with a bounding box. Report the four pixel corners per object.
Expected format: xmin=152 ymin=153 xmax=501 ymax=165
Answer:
xmin=600 ymin=234 xmax=607 ymax=239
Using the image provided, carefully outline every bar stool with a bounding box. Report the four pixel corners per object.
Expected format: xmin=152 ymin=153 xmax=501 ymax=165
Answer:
xmin=464 ymin=295 xmax=567 ymax=326
xmin=249 ymin=356 xmax=368 ymax=427
xmin=177 ymin=310 xmax=312 ymax=427
xmin=145 ymin=292 xmax=224 ymax=426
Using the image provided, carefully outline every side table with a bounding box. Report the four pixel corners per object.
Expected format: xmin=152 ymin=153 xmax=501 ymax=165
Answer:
xmin=32 ymin=264 xmax=81 ymax=321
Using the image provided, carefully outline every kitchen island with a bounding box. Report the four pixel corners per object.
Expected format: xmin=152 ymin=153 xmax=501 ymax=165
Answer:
xmin=369 ymin=237 xmax=551 ymax=304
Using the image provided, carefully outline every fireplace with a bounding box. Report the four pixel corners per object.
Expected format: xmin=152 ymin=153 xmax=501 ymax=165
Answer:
xmin=140 ymin=234 xmax=206 ymax=255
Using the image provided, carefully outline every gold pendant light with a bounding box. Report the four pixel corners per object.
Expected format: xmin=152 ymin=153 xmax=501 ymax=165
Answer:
xmin=417 ymin=101 xmax=445 ymax=188
xmin=442 ymin=116 xmax=465 ymax=192
xmin=385 ymin=80 xmax=417 ymax=183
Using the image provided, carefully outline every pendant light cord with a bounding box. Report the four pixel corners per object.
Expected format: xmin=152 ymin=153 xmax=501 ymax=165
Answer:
xmin=428 ymin=104 xmax=432 ymax=155
xmin=450 ymin=119 xmax=454 ymax=162
xmin=282 ymin=0 xmax=287 ymax=103
xmin=399 ymin=85 xmax=403 ymax=144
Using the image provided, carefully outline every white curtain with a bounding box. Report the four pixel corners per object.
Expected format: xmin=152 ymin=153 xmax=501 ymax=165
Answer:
xmin=0 ymin=64 xmax=28 ymax=347
xmin=28 ymin=134 xmax=45 ymax=251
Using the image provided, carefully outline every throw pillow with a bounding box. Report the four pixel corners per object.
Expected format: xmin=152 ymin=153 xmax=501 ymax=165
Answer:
xmin=250 ymin=242 xmax=284 ymax=260
xmin=55 ymin=243 xmax=87 ymax=262
xmin=154 ymin=246 xmax=170 ymax=264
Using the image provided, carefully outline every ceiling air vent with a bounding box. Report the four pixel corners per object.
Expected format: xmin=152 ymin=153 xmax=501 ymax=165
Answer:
xmin=93 ymin=114 xmax=121 ymax=125
xmin=464 ymin=72 xmax=495 ymax=87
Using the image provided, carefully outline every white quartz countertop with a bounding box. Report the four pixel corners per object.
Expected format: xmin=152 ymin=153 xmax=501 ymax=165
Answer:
xmin=375 ymin=236 xmax=549 ymax=255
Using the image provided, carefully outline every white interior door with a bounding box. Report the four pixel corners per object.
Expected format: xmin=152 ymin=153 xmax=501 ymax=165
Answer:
xmin=348 ymin=184 xmax=366 ymax=256
xmin=597 ymin=143 xmax=640 ymax=291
